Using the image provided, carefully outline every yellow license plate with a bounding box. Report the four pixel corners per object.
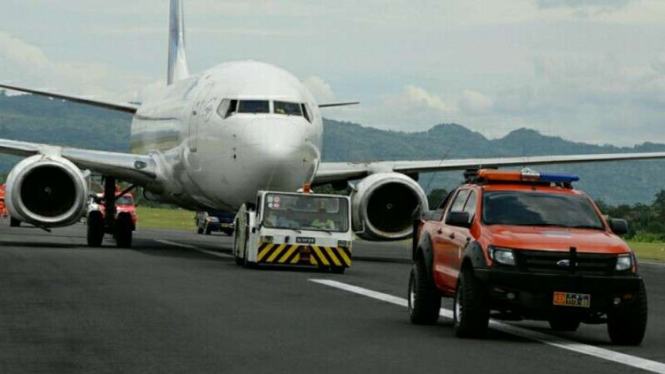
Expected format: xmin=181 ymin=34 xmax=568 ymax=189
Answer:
xmin=553 ymin=292 xmax=591 ymax=308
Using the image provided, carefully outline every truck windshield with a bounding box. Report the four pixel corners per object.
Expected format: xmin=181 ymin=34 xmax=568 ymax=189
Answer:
xmin=482 ymin=191 xmax=605 ymax=230
xmin=263 ymin=194 xmax=349 ymax=233
xmin=116 ymin=196 xmax=134 ymax=206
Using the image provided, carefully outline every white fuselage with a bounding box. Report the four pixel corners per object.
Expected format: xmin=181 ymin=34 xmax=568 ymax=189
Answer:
xmin=130 ymin=61 xmax=323 ymax=211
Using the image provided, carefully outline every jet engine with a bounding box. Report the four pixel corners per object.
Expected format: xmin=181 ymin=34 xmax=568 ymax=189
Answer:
xmin=351 ymin=172 xmax=429 ymax=241
xmin=5 ymin=155 xmax=89 ymax=228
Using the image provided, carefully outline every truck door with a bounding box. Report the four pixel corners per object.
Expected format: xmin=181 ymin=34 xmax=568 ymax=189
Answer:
xmin=434 ymin=189 xmax=471 ymax=293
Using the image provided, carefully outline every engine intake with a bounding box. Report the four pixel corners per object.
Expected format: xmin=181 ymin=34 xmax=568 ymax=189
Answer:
xmin=351 ymin=172 xmax=428 ymax=241
xmin=5 ymin=155 xmax=89 ymax=228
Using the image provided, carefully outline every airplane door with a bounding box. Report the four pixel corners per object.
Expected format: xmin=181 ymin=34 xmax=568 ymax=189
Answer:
xmin=189 ymin=83 xmax=215 ymax=152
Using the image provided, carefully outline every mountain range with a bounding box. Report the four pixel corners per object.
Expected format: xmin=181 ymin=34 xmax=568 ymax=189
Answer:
xmin=1 ymin=91 xmax=664 ymax=205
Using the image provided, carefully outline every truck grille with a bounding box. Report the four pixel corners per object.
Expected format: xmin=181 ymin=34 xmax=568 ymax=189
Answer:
xmin=515 ymin=249 xmax=617 ymax=276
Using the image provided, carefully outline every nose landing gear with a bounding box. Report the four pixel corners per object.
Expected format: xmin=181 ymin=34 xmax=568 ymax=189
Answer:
xmin=86 ymin=177 xmax=135 ymax=248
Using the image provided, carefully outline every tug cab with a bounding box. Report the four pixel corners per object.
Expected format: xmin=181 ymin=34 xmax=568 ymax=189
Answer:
xmin=234 ymin=188 xmax=353 ymax=273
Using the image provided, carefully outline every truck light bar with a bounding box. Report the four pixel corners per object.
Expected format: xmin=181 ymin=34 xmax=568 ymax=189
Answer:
xmin=477 ymin=168 xmax=579 ymax=184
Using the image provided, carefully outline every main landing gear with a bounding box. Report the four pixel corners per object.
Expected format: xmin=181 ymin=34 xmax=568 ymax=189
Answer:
xmin=86 ymin=177 xmax=135 ymax=248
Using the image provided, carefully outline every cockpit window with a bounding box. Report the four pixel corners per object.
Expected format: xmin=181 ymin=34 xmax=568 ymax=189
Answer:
xmin=301 ymin=104 xmax=312 ymax=122
xmin=217 ymin=99 xmax=237 ymax=119
xmin=238 ymin=100 xmax=269 ymax=114
xmin=274 ymin=101 xmax=303 ymax=116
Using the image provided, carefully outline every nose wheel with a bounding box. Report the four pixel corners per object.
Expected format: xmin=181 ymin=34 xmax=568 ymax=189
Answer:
xmin=85 ymin=176 xmax=136 ymax=248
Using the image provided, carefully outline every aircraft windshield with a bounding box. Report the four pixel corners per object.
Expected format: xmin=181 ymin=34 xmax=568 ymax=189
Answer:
xmin=274 ymin=101 xmax=303 ymax=116
xmin=238 ymin=100 xmax=269 ymax=114
xmin=482 ymin=191 xmax=604 ymax=230
xmin=263 ymin=193 xmax=349 ymax=233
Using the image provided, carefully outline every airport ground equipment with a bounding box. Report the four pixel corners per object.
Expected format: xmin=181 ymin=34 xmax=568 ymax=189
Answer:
xmin=195 ymin=211 xmax=235 ymax=235
xmin=234 ymin=190 xmax=353 ymax=273
xmin=0 ymin=185 xmax=8 ymax=218
xmin=409 ymin=169 xmax=647 ymax=345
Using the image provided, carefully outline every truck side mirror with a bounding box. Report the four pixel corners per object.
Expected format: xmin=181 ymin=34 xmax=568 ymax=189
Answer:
xmin=446 ymin=212 xmax=471 ymax=228
xmin=610 ymin=219 xmax=629 ymax=236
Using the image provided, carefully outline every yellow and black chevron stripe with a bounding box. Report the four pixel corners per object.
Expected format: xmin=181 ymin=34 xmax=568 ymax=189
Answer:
xmin=256 ymin=242 xmax=352 ymax=267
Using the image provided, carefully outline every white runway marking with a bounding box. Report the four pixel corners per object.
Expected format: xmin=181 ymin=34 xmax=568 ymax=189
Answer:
xmin=155 ymin=239 xmax=233 ymax=258
xmin=311 ymin=279 xmax=665 ymax=374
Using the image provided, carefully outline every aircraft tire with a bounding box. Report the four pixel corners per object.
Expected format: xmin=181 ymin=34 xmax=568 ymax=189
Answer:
xmin=87 ymin=212 xmax=104 ymax=247
xmin=115 ymin=215 xmax=133 ymax=248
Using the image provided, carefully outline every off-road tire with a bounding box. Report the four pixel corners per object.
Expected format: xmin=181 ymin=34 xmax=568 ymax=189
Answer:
xmin=607 ymin=281 xmax=648 ymax=346
xmin=86 ymin=212 xmax=104 ymax=247
xmin=408 ymin=260 xmax=441 ymax=325
xmin=453 ymin=267 xmax=490 ymax=338
xmin=548 ymin=316 xmax=581 ymax=332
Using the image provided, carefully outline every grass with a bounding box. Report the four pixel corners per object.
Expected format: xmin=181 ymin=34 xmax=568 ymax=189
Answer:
xmin=628 ymin=241 xmax=665 ymax=263
xmin=136 ymin=207 xmax=196 ymax=231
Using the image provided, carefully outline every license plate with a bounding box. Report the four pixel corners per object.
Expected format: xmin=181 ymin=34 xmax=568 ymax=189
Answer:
xmin=296 ymin=237 xmax=316 ymax=244
xmin=553 ymin=292 xmax=591 ymax=308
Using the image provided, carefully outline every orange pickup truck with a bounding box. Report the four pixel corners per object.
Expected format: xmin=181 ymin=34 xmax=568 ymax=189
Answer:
xmin=409 ymin=169 xmax=647 ymax=345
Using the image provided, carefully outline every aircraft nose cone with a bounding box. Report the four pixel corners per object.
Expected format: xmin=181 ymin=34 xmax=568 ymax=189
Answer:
xmin=241 ymin=118 xmax=319 ymax=191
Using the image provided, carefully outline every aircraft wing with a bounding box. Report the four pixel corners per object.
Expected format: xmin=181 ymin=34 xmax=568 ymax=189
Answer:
xmin=313 ymin=152 xmax=665 ymax=185
xmin=0 ymin=83 xmax=139 ymax=114
xmin=0 ymin=138 xmax=156 ymax=185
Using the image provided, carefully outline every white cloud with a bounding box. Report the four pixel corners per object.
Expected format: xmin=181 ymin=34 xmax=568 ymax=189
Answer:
xmin=303 ymin=76 xmax=335 ymax=104
xmin=458 ymin=90 xmax=494 ymax=115
xmin=394 ymin=85 xmax=456 ymax=113
xmin=0 ymin=30 xmax=153 ymax=103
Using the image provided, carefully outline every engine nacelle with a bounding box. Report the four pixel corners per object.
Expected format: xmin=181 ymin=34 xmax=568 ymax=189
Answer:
xmin=5 ymin=155 xmax=89 ymax=228
xmin=351 ymin=172 xmax=429 ymax=241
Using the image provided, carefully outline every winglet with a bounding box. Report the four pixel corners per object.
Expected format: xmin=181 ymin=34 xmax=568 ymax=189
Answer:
xmin=168 ymin=0 xmax=190 ymax=85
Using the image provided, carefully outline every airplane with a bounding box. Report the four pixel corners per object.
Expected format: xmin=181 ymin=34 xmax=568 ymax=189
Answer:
xmin=2 ymin=0 xmax=665 ymax=247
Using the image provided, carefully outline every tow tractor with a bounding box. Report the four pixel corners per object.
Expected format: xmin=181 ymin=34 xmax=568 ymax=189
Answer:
xmin=234 ymin=188 xmax=353 ymax=273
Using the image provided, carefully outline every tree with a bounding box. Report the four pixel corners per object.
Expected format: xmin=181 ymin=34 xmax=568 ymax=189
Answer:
xmin=653 ymin=189 xmax=665 ymax=222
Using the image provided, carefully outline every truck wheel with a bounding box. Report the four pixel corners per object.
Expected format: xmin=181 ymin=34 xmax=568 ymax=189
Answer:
xmin=408 ymin=260 xmax=441 ymax=325
xmin=453 ymin=267 xmax=490 ymax=338
xmin=548 ymin=316 xmax=581 ymax=332
xmin=607 ymin=281 xmax=648 ymax=346
xmin=87 ymin=212 xmax=104 ymax=247
xmin=10 ymin=217 xmax=20 ymax=227
xmin=115 ymin=215 xmax=133 ymax=248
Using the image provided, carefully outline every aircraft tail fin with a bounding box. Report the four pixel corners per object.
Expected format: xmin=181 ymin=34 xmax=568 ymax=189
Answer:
xmin=167 ymin=0 xmax=190 ymax=85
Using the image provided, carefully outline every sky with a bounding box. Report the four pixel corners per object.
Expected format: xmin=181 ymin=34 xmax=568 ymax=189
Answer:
xmin=0 ymin=0 xmax=664 ymax=146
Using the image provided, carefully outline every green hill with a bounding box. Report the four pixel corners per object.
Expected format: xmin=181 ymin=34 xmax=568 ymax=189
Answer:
xmin=1 ymin=91 xmax=664 ymax=204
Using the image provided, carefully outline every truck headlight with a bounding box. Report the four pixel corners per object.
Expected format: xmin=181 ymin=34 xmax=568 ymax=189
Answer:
xmin=616 ymin=254 xmax=632 ymax=272
xmin=490 ymin=247 xmax=516 ymax=266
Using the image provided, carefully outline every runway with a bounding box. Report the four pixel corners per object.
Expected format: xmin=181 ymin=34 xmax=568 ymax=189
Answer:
xmin=1 ymin=220 xmax=664 ymax=374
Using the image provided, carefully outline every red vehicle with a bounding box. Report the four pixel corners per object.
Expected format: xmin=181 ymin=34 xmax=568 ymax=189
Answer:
xmin=0 ymin=185 xmax=7 ymax=218
xmin=93 ymin=193 xmax=138 ymax=227
xmin=408 ymin=169 xmax=647 ymax=345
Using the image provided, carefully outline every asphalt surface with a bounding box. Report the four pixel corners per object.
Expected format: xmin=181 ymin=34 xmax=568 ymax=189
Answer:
xmin=1 ymin=219 xmax=664 ymax=374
